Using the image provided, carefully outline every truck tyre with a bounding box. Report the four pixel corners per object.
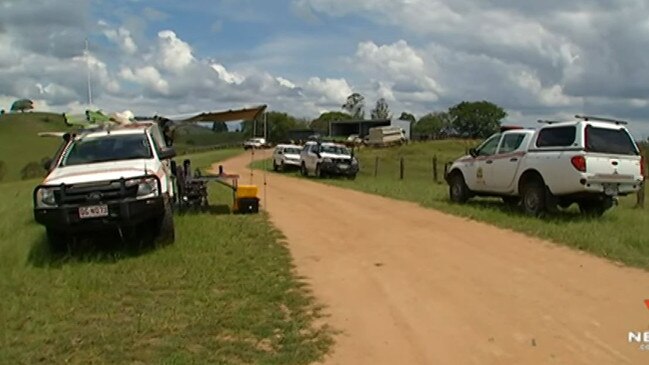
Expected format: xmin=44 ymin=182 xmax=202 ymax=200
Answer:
xmin=300 ymin=162 xmax=308 ymax=177
xmin=272 ymin=160 xmax=278 ymax=171
xmin=449 ymin=172 xmax=471 ymax=203
xmin=347 ymin=173 xmax=357 ymax=180
xmin=154 ymin=197 xmax=175 ymax=246
xmin=521 ymin=179 xmax=546 ymax=217
xmin=46 ymin=228 xmax=69 ymax=252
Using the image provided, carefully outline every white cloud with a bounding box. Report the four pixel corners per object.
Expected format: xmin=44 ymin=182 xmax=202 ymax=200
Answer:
xmin=355 ymin=40 xmax=441 ymax=100
xmin=156 ymin=30 xmax=195 ymax=73
xmin=119 ymin=66 xmax=169 ymax=95
xmin=304 ymin=77 xmax=353 ymax=105
xmin=210 ymin=63 xmax=245 ymax=85
xmin=103 ymin=27 xmax=138 ymax=55
xmin=276 ymin=77 xmax=296 ymax=89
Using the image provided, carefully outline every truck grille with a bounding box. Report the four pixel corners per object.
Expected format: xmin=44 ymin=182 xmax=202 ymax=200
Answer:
xmin=54 ymin=180 xmax=138 ymax=205
xmin=332 ymin=158 xmax=352 ymax=164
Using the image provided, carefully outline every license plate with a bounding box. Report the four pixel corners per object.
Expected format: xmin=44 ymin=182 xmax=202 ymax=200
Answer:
xmin=339 ymin=164 xmax=349 ymax=170
xmin=603 ymin=184 xmax=619 ymax=196
xmin=79 ymin=205 xmax=109 ymax=219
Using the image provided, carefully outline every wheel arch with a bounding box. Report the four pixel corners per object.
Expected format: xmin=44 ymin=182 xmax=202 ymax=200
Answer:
xmin=517 ymin=169 xmax=545 ymax=194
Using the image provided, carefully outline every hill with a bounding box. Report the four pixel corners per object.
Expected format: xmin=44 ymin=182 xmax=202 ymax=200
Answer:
xmin=0 ymin=112 xmax=73 ymax=183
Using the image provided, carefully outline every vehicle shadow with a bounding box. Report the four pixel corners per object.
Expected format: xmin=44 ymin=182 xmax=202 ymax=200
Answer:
xmin=176 ymin=204 xmax=231 ymax=216
xmin=27 ymin=228 xmax=165 ymax=268
xmin=461 ymin=199 xmax=600 ymax=223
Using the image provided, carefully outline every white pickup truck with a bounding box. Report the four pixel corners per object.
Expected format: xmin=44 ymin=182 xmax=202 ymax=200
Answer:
xmin=33 ymin=121 xmax=177 ymax=250
xmin=445 ymin=116 xmax=645 ymax=217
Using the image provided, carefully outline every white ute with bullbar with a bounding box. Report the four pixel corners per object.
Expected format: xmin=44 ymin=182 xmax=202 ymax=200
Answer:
xmin=445 ymin=115 xmax=645 ymax=217
xmin=33 ymin=121 xmax=177 ymax=249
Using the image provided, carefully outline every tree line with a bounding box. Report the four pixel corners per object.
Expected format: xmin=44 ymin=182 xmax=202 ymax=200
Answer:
xmin=237 ymin=93 xmax=507 ymax=142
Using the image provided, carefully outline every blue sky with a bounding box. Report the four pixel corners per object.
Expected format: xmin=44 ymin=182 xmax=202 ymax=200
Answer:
xmin=1 ymin=0 xmax=649 ymax=138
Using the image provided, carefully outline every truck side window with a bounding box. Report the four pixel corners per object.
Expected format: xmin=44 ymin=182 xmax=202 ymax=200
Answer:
xmin=498 ymin=134 xmax=525 ymax=154
xmin=477 ymin=135 xmax=501 ymax=156
xmin=536 ymin=126 xmax=576 ymax=147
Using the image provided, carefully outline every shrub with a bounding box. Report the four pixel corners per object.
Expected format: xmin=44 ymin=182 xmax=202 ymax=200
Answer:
xmin=21 ymin=161 xmax=45 ymax=180
xmin=0 ymin=161 xmax=6 ymax=182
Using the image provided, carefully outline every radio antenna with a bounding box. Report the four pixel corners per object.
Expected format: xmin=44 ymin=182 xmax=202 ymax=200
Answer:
xmin=84 ymin=38 xmax=93 ymax=107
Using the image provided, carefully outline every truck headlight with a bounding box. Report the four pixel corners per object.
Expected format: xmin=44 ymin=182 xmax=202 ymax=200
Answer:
xmin=127 ymin=177 xmax=160 ymax=198
xmin=352 ymin=158 xmax=358 ymax=165
xmin=35 ymin=187 xmax=57 ymax=208
xmin=323 ymin=158 xmax=332 ymax=163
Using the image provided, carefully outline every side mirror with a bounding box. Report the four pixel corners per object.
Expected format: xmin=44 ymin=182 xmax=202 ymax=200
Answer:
xmin=158 ymin=147 xmax=176 ymax=160
xmin=42 ymin=158 xmax=53 ymax=171
xmin=469 ymin=148 xmax=478 ymax=158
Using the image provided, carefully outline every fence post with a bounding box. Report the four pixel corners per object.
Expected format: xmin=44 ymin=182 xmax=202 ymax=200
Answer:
xmin=433 ymin=155 xmax=438 ymax=182
xmin=400 ymin=157 xmax=404 ymax=180
xmin=443 ymin=162 xmax=449 ymax=179
xmin=374 ymin=156 xmax=379 ymax=177
xmin=637 ymin=181 xmax=645 ymax=209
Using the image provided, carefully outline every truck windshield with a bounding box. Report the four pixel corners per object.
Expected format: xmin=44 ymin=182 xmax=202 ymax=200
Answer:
xmin=61 ymin=133 xmax=153 ymax=166
xmin=586 ymin=126 xmax=639 ymax=155
xmin=284 ymin=148 xmax=301 ymax=154
xmin=321 ymin=145 xmax=350 ymax=155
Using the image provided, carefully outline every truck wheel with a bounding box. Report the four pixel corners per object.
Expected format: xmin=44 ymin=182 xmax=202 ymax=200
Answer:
xmin=272 ymin=161 xmax=278 ymax=171
xmin=449 ymin=173 xmax=471 ymax=203
xmin=300 ymin=162 xmax=308 ymax=177
xmin=347 ymin=174 xmax=357 ymax=180
xmin=46 ymin=228 xmax=69 ymax=252
xmin=522 ymin=180 xmax=546 ymax=217
xmin=154 ymin=198 xmax=175 ymax=246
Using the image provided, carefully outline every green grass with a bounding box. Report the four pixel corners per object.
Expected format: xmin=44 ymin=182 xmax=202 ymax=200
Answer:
xmin=0 ymin=149 xmax=333 ymax=364
xmin=253 ymin=140 xmax=649 ymax=270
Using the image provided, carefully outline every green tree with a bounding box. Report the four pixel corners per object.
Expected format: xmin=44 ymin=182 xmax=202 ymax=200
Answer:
xmin=11 ymin=99 xmax=34 ymax=113
xmin=342 ymin=93 xmax=365 ymax=120
xmin=448 ymin=101 xmax=506 ymax=138
xmin=370 ymin=98 xmax=392 ymax=120
xmin=413 ymin=112 xmax=451 ymax=139
xmin=242 ymin=111 xmax=302 ymax=142
xmin=398 ymin=112 xmax=416 ymax=124
xmin=211 ymin=121 xmax=228 ymax=133
xmin=309 ymin=111 xmax=352 ymax=133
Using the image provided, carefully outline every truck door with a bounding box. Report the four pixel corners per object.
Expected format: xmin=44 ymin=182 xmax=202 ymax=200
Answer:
xmin=467 ymin=134 xmax=501 ymax=191
xmin=489 ymin=133 xmax=527 ymax=192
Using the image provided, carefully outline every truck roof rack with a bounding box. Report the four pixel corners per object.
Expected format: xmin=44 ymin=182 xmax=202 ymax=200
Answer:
xmin=574 ymin=115 xmax=628 ymax=125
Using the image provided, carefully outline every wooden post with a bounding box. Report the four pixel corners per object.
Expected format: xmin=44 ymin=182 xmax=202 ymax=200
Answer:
xmin=443 ymin=162 xmax=449 ymax=179
xmin=374 ymin=156 xmax=379 ymax=177
xmin=399 ymin=157 xmax=404 ymax=180
xmin=433 ymin=155 xmax=438 ymax=182
xmin=636 ymin=181 xmax=645 ymax=209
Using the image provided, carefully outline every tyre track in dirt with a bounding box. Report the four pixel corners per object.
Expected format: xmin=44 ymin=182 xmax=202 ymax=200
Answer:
xmin=215 ymin=153 xmax=649 ymax=364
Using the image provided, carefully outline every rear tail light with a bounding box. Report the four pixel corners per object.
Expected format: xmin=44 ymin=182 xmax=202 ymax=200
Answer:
xmin=571 ymin=156 xmax=587 ymax=172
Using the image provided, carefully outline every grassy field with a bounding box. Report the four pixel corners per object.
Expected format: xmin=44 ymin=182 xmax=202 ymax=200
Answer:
xmin=0 ymin=112 xmax=74 ymax=182
xmin=253 ymin=140 xmax=649 ymax=270
xmin=0 ymin=149 xmax=332 ymax=364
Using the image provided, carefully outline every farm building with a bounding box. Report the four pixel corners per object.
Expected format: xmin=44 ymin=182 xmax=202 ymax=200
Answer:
xmin=284 ymin=128 xmax=317 ymax=142
xmin=329 ymin=119 xmax=411 ymax=139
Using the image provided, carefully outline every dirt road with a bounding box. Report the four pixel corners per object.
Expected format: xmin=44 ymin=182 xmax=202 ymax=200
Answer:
xmin=218 ymin=153 xmax=649 ymax=364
